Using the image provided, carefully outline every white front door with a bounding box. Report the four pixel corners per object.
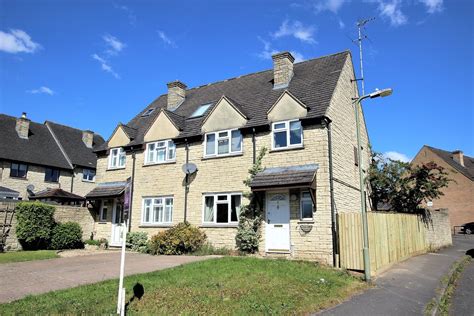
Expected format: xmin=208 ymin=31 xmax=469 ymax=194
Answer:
xmin=110 ymin=201 xmax=124 ymax=247
xmin=265 ymin=192 xmax=291 ymax=252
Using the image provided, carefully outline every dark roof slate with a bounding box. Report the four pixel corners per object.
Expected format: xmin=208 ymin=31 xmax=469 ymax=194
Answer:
xmin=46 ymin=121 xmax=104 ymax=168
xmin=250 ymin=164 xmax=318 ymax=189
xmin=98 ymin=51 xmax=350 ymax=150
xmin=426 ymin=146 xmax=474 ymax=181
xmin=30 ymin=188 xmax=85 ymax=200
xmin=85 ymin=181 xmax=126 ymax=198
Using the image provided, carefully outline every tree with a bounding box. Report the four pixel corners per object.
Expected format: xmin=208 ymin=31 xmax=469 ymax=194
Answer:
xmin=368 ymin=153 xmax=451 ymax=214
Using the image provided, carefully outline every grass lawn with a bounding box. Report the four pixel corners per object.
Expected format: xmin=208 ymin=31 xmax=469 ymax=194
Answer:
xmin=0 ymin=250 xmax=59 ymax=264
xmin=0 ymin=257 xmax=366 ymax=315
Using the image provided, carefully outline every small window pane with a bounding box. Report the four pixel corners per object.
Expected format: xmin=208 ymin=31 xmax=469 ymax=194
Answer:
xmin=148 ymin=144 xmax=156 ymax=162
xmin=168 ymin=141 xmax=176 ymax=160
xmin=231 ymin=130 xmax=242 ymax=152
xmin=218 ymin=131 xmax=228 ymax=138
xmin=204 ymin=196 xmax=214 ymax=222
xmin=302 ymin=200 xmax=313 ymax=219
xmin=157 ymin=148 xmax=166 ymax=162
xmin=216 ymin=203 xmax=229 ymax=223
xmin=274 ymin=122 xmax=286 ymax=129
xmin=217 ymin=195 xmax=227 ymax=201
xmin=231 ymin=195 xmax=241 ymax=222
xmin=206 ymin=134 xmax=215 ymax=155
xmin=274 ymin=131 xmax=287 ymax=148
xmin=218 ymin=138 xmax=229 ymax=154
xmin=290 ymin=121 xmax=302 ymax=145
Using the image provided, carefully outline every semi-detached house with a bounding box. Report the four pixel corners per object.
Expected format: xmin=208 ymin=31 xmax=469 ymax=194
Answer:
xmin=86 ymin=50 xmax=370 ymax=265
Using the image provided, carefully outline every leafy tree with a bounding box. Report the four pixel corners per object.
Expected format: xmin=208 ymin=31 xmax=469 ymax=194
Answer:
xmin=368 ymin=153 xmax=451 ymax=214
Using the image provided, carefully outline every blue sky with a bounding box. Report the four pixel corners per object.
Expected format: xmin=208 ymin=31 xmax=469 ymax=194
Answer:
xmin=1 ymin=0 xmax=473 ymax=161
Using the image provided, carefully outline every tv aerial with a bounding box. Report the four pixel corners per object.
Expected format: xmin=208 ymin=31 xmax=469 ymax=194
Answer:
xmin=352 ymin=17 xmax=375 ymax=95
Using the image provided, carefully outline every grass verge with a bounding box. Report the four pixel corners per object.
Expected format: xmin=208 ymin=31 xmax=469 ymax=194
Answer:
xmin=0 ymin=250 xmax=59 ymax=264
xmin=0 ymin=257 xmax=366 ymax=315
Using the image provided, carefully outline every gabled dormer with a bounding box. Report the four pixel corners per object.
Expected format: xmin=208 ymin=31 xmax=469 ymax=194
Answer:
xmin=144 ymin=109 xmax=183 ymax=143
xmin=267 ymin=90 xmax=308 ymax=123
xmin=108 ymin=123 xmax=133 ymax=148
xmin=201 ymin=96 xmax=248 ymax=133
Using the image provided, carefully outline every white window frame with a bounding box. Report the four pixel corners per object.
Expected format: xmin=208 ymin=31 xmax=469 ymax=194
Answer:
xmin=145 ymin=140 xmax=176 ymax=165
xmin=204 ymin=129 xmax=243 ymax=158
xmin=202 ymin=192 xmax=242 ymax=225
xmin=108 ymin=147 xmax=126 ymax=169
xmin=141 ymin=196 xmax=174 ymax=225
xmin=99 ymin=200 xmax=110 ymax=222
xmin=300 ymin=191 xmax=314 ymax=220
xmin=82 ymin=168 xmax=95 ymax=182
xmin=271 ymin=119 xmax=303 ymax=150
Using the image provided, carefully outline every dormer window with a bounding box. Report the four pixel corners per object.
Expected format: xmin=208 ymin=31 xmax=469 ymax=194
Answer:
xmin=145 ymin=140 xmax=176 ymax=164
xmin=109 ymin=148 xmax=126 ymax=169
xmin=272 ymin=120 xmax=303 ymax=150
xmin=141 ymin=108 xmax=155 ymax=117
xmin=190 ymin=103 xmax=212 ymax=118
xmin=204 ymin=129 xmax=242 ymax=157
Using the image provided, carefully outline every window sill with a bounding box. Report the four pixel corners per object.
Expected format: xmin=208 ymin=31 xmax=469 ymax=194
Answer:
xmin=82 ymin=179 xmax=95 ymax=183
xmin=270 ymin=146 xmax=304 ymax=153
xmin=143 ymin=161 xmax=176 ymax=167
xmin=9 ymin=176 xmax=28 ymax=180
xmin=201 ymin=152 xmax=243 ymax=160
xmin=98 ymin=221 xmax=108 ymax=224
xmin=200 ymin=224 xmax=239 ymax=228
xmin=44 ymin=180 xmax=59 ymax=184
xmin=139 ymin=224 xmax=173 ymax=228
xmin=297 ymin=220 xmax=314 ymax=224
xmin=106 ymin=167 xmax=126 ymax=171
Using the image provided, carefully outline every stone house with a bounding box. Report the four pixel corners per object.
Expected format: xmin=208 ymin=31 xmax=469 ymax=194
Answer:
xmin=0 ymin=113 xmax=104 ymax=201
xmin=412 ymin=145 xmax=474 ymax=229
xmin=87 ymin=51 xmax=370 ymax=264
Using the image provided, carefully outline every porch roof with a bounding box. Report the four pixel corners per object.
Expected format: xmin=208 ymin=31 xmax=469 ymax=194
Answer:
xmin=85 ymin=181 xmax=126 ymax=198
xmin=249 ymin=164 xmax=318 ymax=190
xmin=0 ymin=185 xmax=19 ymax=197
xmin=29 ymin=188 xmax=85 ymax=201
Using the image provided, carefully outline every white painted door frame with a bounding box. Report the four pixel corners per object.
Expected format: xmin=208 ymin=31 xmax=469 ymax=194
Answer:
xmin=265 ymin=190 xmax=291 ymax=253
xmin=110 ymin=199 xmax=125 ymax=247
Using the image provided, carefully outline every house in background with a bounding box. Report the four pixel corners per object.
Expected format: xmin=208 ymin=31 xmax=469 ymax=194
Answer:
xmin=0 ymin=113 xmax=104 ymax=202
xmin=412 ymin=145 xmax=474 ymax=229
xmin=87 ymin=50 xmax=371 ymax=264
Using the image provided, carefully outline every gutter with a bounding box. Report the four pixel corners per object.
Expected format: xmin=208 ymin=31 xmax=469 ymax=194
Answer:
xmin=252 ymin=128 xmax=256 ymax=164
xmin=184 ymin=139 xmax=189 ymax=222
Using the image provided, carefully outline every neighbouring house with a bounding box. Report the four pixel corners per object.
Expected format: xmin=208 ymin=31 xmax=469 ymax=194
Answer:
xmin=412 ymin=145 xmax=474 ymax=229
xmin=0 ymin=113 xmax=104 ymax=201
xmin=86 ymin=50 xmax=371 ymax=264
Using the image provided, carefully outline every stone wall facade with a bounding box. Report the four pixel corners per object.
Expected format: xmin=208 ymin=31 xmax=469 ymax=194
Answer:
xmin=424 ymin=209 xmax=453 ymax=250
xmin=0 ymin=200 xmax=95 ymax=251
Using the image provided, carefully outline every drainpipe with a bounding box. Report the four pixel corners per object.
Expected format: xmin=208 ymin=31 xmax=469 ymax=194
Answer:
xmin=184 ymin=139 xmax=189 ymax=223
xmin=325 ymin=117 xmax=339 ymax=268
xmin=252 ymin=128 xmax=256 ymax=164
xmin=70 ymin=165 xmax=75 ymax=193
xmin=128 ymin=149 xmax=136 ymax=232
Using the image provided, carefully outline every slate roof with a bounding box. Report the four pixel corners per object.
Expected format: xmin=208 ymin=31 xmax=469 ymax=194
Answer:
xmin=250 ymin=164 xmax=318 ymax=189
xmin=85 ymin=181 xmax=126 ymax=198
xmin=46 ymin=121 xmax=105 ymax=168
xmin=96 ymin=51 xmax=350 ymax=151
xmin=426 ymin=146 xmax=474 ymax=181
xmin=30 ymin=188 xmax=85 ymax=200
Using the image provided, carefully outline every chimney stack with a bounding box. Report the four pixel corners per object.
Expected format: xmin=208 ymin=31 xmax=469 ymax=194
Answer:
xmin=16 ymin=112 xmax=30 ymax=139
xmin=167 ymin=80 xmax=187 ymax=111
xmin=272 ymin=51 xmax=295 ymax=89
xmin=82 ymin=130 xmax=94 ymax=148
xmin=452 ymin=150 xmax=464 ymax=167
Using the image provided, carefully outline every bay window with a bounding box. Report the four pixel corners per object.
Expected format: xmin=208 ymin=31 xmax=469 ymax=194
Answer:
xmin=142 ymin=197 xmax=173 ymax=225
xmin=203 ymin=193 xmax=241 ymax=224
xmin=109 ymin=148 xmax=126 ymax=169
xmin=145 ymin=140 xmax=176 ymax=164
xmin=204 ymin=129 xmax=242 ymax=157
xmin=272 ymin=120 xmax=303 ymax=150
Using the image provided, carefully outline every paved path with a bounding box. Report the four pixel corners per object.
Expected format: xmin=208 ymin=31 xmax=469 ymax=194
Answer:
xmin=319 ymin=235 xmax=474 ymax=316
xmin=0 ymin=252 xmax=215 ymax=303
xmin=450 ymin=259 xmax=474 ymax=315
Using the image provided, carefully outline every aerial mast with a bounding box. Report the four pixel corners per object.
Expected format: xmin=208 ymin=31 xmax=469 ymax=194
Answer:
xmin=355 ymin=17 xmax=375 ymax=95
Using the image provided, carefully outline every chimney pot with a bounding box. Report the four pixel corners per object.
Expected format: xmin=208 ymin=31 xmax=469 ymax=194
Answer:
xmin=16 ymin=113 xmax=30 ymax=139
xmin=452 ymin=150 xmax=464 ymax=167
xmin=167 ymin=80 xmax=187 ymax=111
xmin=82 ymin=130 xmax=94 ymax=148
xmin=272 ymin=51 xmax=295 ymax=89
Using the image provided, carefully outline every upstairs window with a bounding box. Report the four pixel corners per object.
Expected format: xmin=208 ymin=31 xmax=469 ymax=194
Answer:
xmin=190 ymin=103 xmax=212 ymax=118
xmin=203 ymin=193 xmax=241 ymax=225
xmin=272 ymin=120 xmax=303 ymax=150
xmin=204 ymin=129 xmax=242 ymax=157
xmin=83 ymin=168 xmax=96 ymax=182
xmin=109 ymin=148 xmax=126 ymax=169
xmin=45 ymin=168 xmax=60 ymax=182
xmin=10 ymin=163 xmax=28 ymax=178
xmin=145 ymin=140 xmax=176 ymax=164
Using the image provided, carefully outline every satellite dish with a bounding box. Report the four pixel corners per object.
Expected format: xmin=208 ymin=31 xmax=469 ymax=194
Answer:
xmin=182 ymin=163 xmax=197 ymax=175
xmin=27 ymin=184 xmax=35 ymax=192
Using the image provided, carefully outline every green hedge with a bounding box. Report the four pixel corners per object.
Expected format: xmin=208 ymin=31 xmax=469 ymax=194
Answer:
xmin=16 ymin=202 xmax=55 ymax=250
xmin=149 ymin=222 xmax=206 ymax=255
xmin=51 ymin=222 xmax=84 ymax=250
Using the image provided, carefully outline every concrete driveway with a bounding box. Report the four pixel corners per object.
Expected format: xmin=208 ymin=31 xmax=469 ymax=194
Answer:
xmin=0 ymin=252 xmax=215 ymax=303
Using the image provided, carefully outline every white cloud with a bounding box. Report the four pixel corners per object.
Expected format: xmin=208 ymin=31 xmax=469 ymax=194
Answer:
xmin=313 ymin=0 xmax=347 ymax=13
xmin=272 ymin=20 xmax=317 ymax=44
xmin=257 ymin=37 xmax=305 ymax=63
xmin=103 ymin=34 xmax=125 ymax=55
xmin=157 ymin=30 xmax=176 ymax=48
xmin=377 ymin=0 xmax=408 ymax=26
xmin=0 ymin=29 xmax=41 ymax=54
xmin=383 ymin=151 xmax=411 ymax=162
xmin=290 ymin=51 xmax=305 ymax=63
xmin=27 ymin=86 xmax=54 ymax=95
xmin=113 ymin=3 xmax=137 ymax=26
xmin=92 ymin=53 xmax=120 ymax=79
xmin=418 ymin=0 xmax=443 ymax=13
xmin=338 ymin=19 xmax=345 ymax=29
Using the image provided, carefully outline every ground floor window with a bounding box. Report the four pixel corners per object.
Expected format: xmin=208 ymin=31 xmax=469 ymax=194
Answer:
xmin=142 ymin=197 xmax=173 ymax=224
xmin=203 ymin=193 xmax=241 ymax=224
xmin=300 ymin=191 xmax=313 ymax=220
xmin=100 ymin=200 xmax=111 ymax=222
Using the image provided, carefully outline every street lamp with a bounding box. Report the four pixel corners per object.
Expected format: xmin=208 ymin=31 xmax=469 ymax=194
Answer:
xmin=354 ymin=88 xmax=392 ymax=282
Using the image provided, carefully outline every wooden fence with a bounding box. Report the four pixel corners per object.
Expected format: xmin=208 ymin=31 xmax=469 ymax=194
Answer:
xmin=338 ymin=212 xmax=427 ymax=276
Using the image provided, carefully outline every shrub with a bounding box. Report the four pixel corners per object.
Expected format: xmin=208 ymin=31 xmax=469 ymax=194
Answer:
xmin=149 ymin=222 xmax=206 ymax=255
xmin=192 ymin=243 xmax=232 ymax=256
xmin=98 ymin=238 xmax=108 ymax=249
xmin=126 ymin=232 xmax=149 ymax=253
xmin=16 ymin=202 xmax=55 ymax=250
xmin=51 ymin=222 xmax=84 ymax=250
xmin=84 ymin=239 xmax=100 ymax=246
xmin=235 ymin=216 xmax=262 ymax=254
